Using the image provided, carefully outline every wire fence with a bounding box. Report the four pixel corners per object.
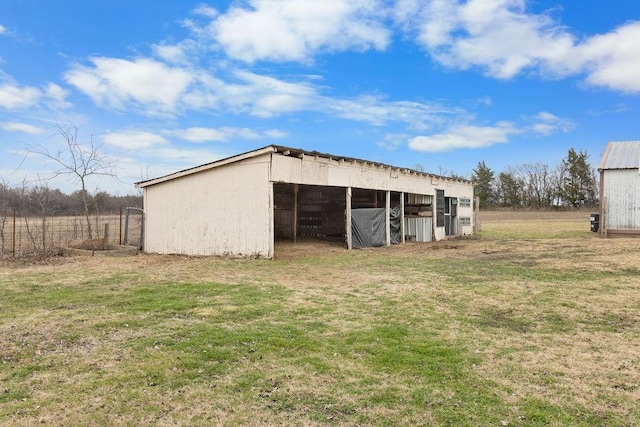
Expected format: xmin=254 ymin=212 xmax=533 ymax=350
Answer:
xmin=0 ymin=209 xmax=143 ymax=258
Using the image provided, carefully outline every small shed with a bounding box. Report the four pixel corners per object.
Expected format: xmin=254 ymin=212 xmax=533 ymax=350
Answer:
xmin=136 ymin=145 xmax=475 ymax=258
xmin=598 ymin=140 xmax=640 ymax=237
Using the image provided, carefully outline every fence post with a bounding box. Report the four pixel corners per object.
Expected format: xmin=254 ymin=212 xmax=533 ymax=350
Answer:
xmin=124 ymin=208 xmax=130 ymax=246
xmin=104 ymin=223 xmax=109 ymax=247
xmin=119 ymin=208 xmax=123 ymax=245
xmin=12 ymin=208 xmax=16 ymax=258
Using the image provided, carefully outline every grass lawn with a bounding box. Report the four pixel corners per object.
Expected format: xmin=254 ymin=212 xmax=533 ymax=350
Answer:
xmin=1 ymin=211 xmax=639 ymax=426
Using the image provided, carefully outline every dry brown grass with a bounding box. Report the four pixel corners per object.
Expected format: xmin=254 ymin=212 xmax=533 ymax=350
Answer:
xmin=1 ymin=210 xmax=639 ymax=425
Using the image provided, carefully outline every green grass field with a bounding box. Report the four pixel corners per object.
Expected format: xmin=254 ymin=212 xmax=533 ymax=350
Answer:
xmin=1 ymin=211 xmax=638 ymax=426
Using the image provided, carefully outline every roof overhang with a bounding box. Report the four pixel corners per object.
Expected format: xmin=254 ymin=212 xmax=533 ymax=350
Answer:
xmin=136 ymin=146 xmax=276 ymax=188
xmin=136 ymin=144 xmax=473 ymax=189
xmin=598 ymin=140 xmax=640 ymax=172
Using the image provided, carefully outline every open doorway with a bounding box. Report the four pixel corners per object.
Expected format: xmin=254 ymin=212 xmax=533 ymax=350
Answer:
xmin=444 ymin=196 xmax=458 ymax=236
xmin=273 ymin=184 xmax=404 ymax=248
xmin=273 ymin=183 xmax=346 ymax=242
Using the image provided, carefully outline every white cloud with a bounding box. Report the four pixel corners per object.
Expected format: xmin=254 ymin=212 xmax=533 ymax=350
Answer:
xmin=63 ymin=54 xmax=322 ymax=118
xmin=0 ymin=71 xmax=72 ymax=111
xmin=217 ymin=70 xmax=318 ymax=117
xmin=264 ymin=129 xmax=288 ymax=139
xmin=577 ymin=22 xmax=640 ymax=93
xmin=208 ymin=0 xmax=390 ymax=62
xmin=529 ymin=111 xmax=575 ymax=136
xmin=1 ymin=122 xmax=45 ymax=134
xmin=397 ymin=0 xmax=575 ymax=79
xmin=0 ymin=83 xmax=41 ymax=109
xmin=326 ymin=94 xmax=458 ymax=128
xmin=192 ymin=4 xmax=219 ymax=19
xmin=63 ymin=50 xmax=463 ymax=128
xmin=174 ymin=127 xmax=258 ymax=142
xmin=45 ymin=83 xmax=72 ymax=109
xmin=65 ymin=57 xmax=194 ymax=114
xmin=0 ymin=24 xmax=6 ymax=35
xmin=169 ymin=126 xmax=288 ymax=143
xmin=409 ymin=121 xmax=518 ymax=152
xmin=103 ymin=131 xmax=168 ymax=149
xmin=395 ymin=1 xmax=640 ymax=93
xmin=377 ymin=133 xmax=408 ymax=151
xmin=171 ymin=127 xmax=231 ymax=142
xmin=152 ymin=40 xmax=197 ymax=64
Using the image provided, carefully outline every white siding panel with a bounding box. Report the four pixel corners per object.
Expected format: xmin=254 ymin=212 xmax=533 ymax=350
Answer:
xmin=271 ymin=153 xmax=472 ymax=196
xmin=144 ymin=154 xmax=272 ymax=257
xmin=270 ymin=154 xmax=329 ymax=184
xmin=604 ymin=169 xmax=640 ymax=229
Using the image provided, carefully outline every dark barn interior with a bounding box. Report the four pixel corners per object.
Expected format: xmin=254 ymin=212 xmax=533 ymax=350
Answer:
xmin=273 ymin=183 xmax=405 ymax=243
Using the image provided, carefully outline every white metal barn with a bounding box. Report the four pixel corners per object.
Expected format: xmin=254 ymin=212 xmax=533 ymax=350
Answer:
xmin=598 ymin=141 xmax=640 ymax=237
xmin=136 ymin=145 xmax=475 ymax=258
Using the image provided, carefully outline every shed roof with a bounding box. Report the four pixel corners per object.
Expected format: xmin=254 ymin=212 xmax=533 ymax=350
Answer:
xmin=598 ymin=141 xmax=640 ymax=171
xmin=136 ymin=144 xmax=471 ymax=188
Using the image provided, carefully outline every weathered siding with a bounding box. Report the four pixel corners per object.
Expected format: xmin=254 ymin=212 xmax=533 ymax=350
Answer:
xmin=603 ymin=169 xmax=640 ymax=229
xmin=271 ymin=153 xmax=466 ymax=194
xmin=143 ymin=154 xmax=273 ymax=257
xmin=270 ymin=153 xmax=474 ymax=240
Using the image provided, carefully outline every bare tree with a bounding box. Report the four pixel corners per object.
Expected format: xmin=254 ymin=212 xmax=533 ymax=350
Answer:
xmin=514 ymin=162 xmax=560 ymax=208
xmin=26 ymin=123 xmax=116 ymax=239
xmin=27 ymin=183 xmax=52 ymax=252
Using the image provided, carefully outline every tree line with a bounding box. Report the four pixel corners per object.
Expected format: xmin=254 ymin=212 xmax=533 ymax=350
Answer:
xmin=471 ymin=148 xmax=599 ymax=209
xmin=0 ymin=183 xmax=142 ymax=217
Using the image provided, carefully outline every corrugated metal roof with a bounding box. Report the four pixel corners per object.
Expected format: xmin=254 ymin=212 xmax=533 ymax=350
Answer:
xmin=598 ymin=141 xmax=640 ymax=170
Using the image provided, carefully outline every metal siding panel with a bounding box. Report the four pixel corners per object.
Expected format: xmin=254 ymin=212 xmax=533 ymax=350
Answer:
xmin=404 ymin=217 xmax=433 ymax=242
xmin=603 ymin=170 xmax=640 ymax=229
xmin=144 ymin=156 xmax=272 ymax=257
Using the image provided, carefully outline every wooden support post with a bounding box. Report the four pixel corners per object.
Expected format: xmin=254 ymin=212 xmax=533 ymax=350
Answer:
xmin=293 ymin=184 xmax=298 ymax=243
xmin=400 ymin=192 xmax=405 ymax=244
xmin=346 ymin=187 xmax=352 ymax=250
xmin=599 ymin=171 xmax=604 ymax=238
xmin=385 ymin=190 xmax=391 ymax=246
xmin=268 ymin=182 xmax=274 ymax=258
xmin=473 ymin=196 xmax=481 ymax=234
xmin=602 ymin=196 xmax=608 ymax=239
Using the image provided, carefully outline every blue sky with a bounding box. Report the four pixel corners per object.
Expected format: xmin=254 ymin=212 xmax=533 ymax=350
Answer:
xmin=1 ymin=0 xmax=639 ymax=195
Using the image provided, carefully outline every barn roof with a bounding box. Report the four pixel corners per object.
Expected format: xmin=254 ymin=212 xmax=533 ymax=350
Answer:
xmin=136 ymin=144 xmax=471 ymax=188
xmin=599 ymin=141 xmax=640 ymax=171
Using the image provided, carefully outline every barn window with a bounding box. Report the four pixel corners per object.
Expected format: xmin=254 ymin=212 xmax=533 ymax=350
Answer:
xmin=459 ymin=217 xmax=471 ymax=226
xmin=459 ymin=198 xmax=471 ymax=208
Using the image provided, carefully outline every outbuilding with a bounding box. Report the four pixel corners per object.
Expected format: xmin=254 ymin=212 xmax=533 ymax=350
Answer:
xmin=598 ymin=140 xmax=640 ymax=237
xmin=135 ymin=145 xmax=475 ymax=258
